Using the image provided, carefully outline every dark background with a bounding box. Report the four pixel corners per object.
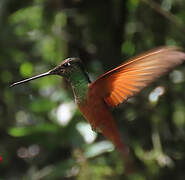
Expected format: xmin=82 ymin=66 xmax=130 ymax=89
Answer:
xmin=1 ymin=0 xmax=185 ymax=179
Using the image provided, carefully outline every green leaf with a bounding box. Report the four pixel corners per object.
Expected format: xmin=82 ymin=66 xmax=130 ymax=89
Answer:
xmin=8 ymin=123 xmax=60 ymax=137
xmin=20 ymin=62 xmax=33 ymax=77
xmin=121 ymin=40 xmax=135 ymax=56
xmin=30 ymin=98 xmax=56 ymax=113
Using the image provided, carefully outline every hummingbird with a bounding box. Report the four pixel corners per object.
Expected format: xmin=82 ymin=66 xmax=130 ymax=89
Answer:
xmin=11 ymin=47 xmax=185 ymax=171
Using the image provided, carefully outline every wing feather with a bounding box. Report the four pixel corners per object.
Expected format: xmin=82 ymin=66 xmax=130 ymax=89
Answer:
xmin=89 ymin=47 xmax=185 ymax=107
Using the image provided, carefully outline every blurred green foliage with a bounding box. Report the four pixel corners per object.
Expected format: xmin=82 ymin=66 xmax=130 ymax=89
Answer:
xmin=1 ymin=0 xmax=185 ymax=179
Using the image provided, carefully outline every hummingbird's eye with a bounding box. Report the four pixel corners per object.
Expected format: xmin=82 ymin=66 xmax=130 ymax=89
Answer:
xmin=63 ymin=62 xmax=71 ymax=67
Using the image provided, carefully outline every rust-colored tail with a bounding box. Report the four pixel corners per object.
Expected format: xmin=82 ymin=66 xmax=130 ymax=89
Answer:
xmin=100 ymin=116 xmax=134 ymax=174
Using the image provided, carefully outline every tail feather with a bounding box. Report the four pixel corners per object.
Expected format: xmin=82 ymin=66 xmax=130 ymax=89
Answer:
xmin=100 ymin=117 xmax=135 ymax=174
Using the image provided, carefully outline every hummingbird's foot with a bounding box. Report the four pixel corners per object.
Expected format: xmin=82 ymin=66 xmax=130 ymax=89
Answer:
xmin=91 ymin=125 xmax=102 ymax=133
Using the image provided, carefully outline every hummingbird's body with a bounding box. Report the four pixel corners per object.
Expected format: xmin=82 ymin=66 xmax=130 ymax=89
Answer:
xmin=59 ymin=59 xmax=129 ymax=157
xmin=11 ymin=47 xmax=185 ymax=172
xmin=62 ymin=60 xmax=128 ymax=156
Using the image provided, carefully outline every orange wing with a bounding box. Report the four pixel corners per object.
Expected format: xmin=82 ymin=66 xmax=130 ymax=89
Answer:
xmin=89 ymin=47 xmax=185 ymax=107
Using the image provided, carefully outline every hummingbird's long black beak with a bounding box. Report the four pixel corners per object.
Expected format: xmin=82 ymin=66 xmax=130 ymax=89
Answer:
xmin=10 ymin=71 xmax=54 ymax=87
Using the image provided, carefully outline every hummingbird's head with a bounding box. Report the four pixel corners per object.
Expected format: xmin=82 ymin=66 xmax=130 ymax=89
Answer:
xmin=10 ymin=57 xmax=90 ymax=87
xmin=50 ymin=57 xmax=84 ymax=77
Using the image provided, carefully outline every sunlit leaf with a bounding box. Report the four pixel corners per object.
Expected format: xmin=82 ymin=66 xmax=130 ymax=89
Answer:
xmin=20 ymin=62 xmax=33 ymax=77
xmin=8 ymin=123 xmax=60 ymax=137
xmin=9 ymin=6 xmax=43 ymax=33
xmin=85 ymin=141 xmax=114 ymax=158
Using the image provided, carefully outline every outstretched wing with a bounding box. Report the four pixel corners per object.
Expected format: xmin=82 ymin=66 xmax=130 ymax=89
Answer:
xmin=89 ymin=47 xmax=185 ymax=107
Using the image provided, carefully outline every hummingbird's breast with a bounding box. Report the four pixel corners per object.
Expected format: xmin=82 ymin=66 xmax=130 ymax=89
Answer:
xmin=78 ymin=95 xmax=107 ymax=131
xmin=69 ymin=71 xmax=90 ymax=104
xmin=78 ymin=93 xmax=117 ymax=136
